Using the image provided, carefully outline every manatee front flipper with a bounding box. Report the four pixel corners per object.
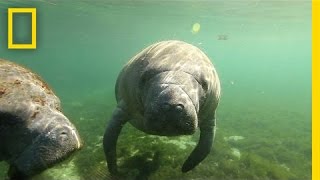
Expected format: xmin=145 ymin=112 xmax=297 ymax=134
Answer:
xmin=8 ymin=165 xmax=29 ymax=180
xmin=0 ymin=111 xmax=24 ymax=163
xmin=182 ymin=119 xmax=216 ymax=172
xmin=103 ymin=101 xmax=129 ymax=174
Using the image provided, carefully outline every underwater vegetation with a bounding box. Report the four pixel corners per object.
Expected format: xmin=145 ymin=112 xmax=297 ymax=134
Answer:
xmin=1 ymin=89 xmax=310 ymax=180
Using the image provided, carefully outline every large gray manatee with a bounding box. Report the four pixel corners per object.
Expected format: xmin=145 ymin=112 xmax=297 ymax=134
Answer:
xmin=103 ymin=40 xmax=221 ymax=173
xmin=0 ymin=59 xmax=82 ymax=179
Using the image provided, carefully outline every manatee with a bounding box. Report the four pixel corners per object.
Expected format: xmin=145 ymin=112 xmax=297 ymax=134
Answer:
xmin=0 ymin=59 xmax=82 ymax=179
xmin=103 ymin=40 xmax=221 ymax=174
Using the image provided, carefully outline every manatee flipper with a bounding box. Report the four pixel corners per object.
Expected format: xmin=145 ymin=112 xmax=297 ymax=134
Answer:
xmin=182 ymin=118 xmax=216 ymax=172
xmin=103 ymin=101 xmax=129 ymax=174
xmin=0 ymin=111 xmax=24 ymax=162
xmin=8 ymin=165 xmax=28 ymax=180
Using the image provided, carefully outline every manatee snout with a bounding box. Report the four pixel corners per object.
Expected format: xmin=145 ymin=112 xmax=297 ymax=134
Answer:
xmin=9 ymin=113 xmax=82 ymax=179
xmin=60 ymin=126 xmax=82 ymax=150
xmin=144 ymin=85 xmax=198 ymax=135
xmin=49 ymin=125 xmax=82 ymax=153
xmin=49 ymin=114 xmax=82 ymax=151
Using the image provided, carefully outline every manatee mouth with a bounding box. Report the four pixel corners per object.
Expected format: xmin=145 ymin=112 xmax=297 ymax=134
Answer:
xmin=144 ymin=114 xmax=196 ymax=136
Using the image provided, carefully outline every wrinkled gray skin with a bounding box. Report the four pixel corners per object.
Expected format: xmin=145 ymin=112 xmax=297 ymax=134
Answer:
xmin=0 ymin=59 xmax=82 ymax=179
xmin=103 ymin=40 xmax=221 ymax=174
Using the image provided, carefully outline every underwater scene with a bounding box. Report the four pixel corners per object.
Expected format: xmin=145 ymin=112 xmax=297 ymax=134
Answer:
xmin=0 ymin=0 xmax=311 ymax=180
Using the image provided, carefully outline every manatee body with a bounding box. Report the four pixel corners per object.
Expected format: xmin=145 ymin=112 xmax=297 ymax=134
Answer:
xmin=0 ymin=59 xmax=82 ymax=179
xmin=103 ymin=40 xmax=221 ymax=173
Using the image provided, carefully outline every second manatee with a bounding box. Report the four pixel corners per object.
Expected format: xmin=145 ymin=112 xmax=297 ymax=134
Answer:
xmin=0 ymin=59 xmax=82 ymax=179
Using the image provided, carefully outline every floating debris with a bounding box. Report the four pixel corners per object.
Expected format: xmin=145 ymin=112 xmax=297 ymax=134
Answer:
xmin=231 ymin=148 xmax=241 ymax=159
xmin=192 ymin=23 xmax=201 ymax=34
xmin=224 ymin=135 xmax=245 ymax=142
xmin=280 ymin=163 xmax=290 ymax=171
xmin=218 ymin=34 xmax=228 ymax=40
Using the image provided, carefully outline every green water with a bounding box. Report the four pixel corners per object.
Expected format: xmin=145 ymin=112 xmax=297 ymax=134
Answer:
xmin=0 ymin=0 xmax=311 ymax=179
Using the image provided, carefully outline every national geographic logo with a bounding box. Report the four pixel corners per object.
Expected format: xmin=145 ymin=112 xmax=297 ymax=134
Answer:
xmin=7 ymin=8 xmax=37 ymax=49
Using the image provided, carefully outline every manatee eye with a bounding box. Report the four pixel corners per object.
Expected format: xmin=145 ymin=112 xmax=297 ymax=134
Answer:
xmin=201 ymin=81 xmax=208 ymax=91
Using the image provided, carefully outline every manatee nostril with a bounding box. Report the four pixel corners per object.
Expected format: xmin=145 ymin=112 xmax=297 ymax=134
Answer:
xmin=175 ymin=104 xmax=184 ymax=111
xmin=60 ymin=132 xmax=69 ymax=142
xmin=162 ymin=103 xmax=184 ymax=112
xmin=60 ymin=131 xmax=68 ymax=139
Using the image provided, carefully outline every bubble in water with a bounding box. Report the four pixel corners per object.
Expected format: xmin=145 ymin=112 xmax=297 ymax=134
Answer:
xmin=192 ymin=23 xmax=201 ymax=34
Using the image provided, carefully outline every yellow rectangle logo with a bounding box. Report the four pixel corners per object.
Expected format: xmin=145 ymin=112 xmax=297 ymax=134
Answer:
xmin=8 ymin=8 xmax=37 ymax=49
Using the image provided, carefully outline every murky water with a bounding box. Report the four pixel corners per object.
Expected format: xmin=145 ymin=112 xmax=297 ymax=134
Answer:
xmin=0 ymin=0 xmax=311 ymax=179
